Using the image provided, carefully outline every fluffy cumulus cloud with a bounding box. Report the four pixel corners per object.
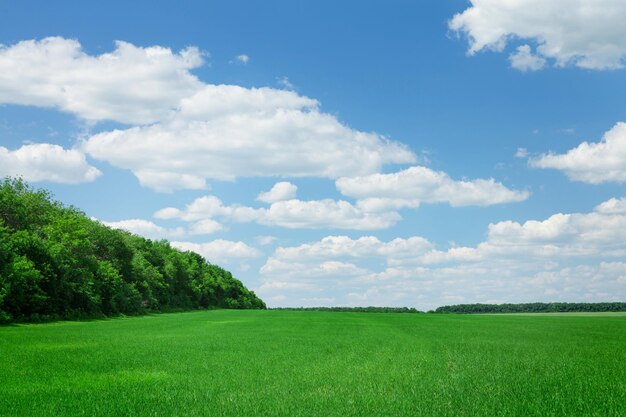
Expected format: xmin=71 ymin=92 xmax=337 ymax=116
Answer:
xmin=154 ymin=195 xmax=262 ymax=223
xmin=424 ymin=198 xmax=626 ymax=264
xmin=264 ymin=235 xmax=433 ymax=271
xmin=508 ymin=45 xmax=546 ymax=72
xmin=0 ymin=143 xmax=101 ymax=184
xmin=595 ymin=197 xmax=626 ymax=214
xmin=258 ymin=235 xmax=434 ymax=307
xmin=258 ymin=199 xmax=626 ymax=309
xmin=82 ymin=86 xmax=415 ymax=189
xmin=0 ymin=37 xmax=416 ymax=192
xmin=260 ymin=199 xmax=400 ymax=230
xmin=531 ymin=122 xmax=626 ymax=183
xmin=170 ymin=240 xmax=261 ymax=265
xmin=100 ymin=219 xmax=261 ymax=266
xmin=257 ymin=182 xmax=298 ymax=203
xmin=155 ymin=194 xmax=400 ymax=230
xmin=0 ymin=37 xmax=203 ymax=124
xmin=187 ymin=219 xmax=224 ymax=235
xmin=100 ymin=219 xmax=186 ymax=240
xmin=450 ymin=0 xmax=626 ymax=70
xmin=336 ymin=166 xmax=529 ymax=210
xmin=134 ymin=171 xmax=208 ymax=194
xmin=153 ymin=167 xmax=530 ymax=231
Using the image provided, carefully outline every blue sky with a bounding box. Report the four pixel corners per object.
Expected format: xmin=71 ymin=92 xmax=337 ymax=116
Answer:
xmin=1 ymin=0 xmax=626 ymax=309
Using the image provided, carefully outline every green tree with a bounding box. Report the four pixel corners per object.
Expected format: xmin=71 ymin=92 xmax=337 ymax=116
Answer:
xmin=0 ymin=177 xmax=265 ymax=323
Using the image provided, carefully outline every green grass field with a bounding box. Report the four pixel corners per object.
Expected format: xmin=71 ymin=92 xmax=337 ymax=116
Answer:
xmin=1 ymin=310 xmax=625 ymax=416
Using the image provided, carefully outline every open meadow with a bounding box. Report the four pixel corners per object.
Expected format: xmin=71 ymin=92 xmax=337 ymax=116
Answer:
xmin=1 ymin=310 xmax=625 ymax=416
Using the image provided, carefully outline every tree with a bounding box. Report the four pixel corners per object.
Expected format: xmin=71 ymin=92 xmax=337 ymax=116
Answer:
xmin=0 ymin=177 xmax=266 ymax=323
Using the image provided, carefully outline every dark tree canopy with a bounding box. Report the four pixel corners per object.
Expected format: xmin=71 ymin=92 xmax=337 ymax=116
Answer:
xmin=0 ymin=177 xmax=265 ymax=323
xmin=434 ymin=302 xmax=626 ymax=314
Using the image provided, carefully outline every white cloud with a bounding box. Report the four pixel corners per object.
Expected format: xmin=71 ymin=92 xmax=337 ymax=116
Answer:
xmin=82 ymin=92 xmax=415 ymax=189
xmin=101 ymin=219 xmax=185 ymax=240
xmin=595 ymin=197 xmax=626 ymax=214
xmin=336 ymin=166 xmax=529 ymax=209
xmin=154 ymin=195 xmax=261 ymax=223
xmin=171 ymin=240 xmax=261 ymax=265
xmin=277 ymin=76 xmax=295 ymax=90
xmin=257 ymin=181 xmax=298 ymax=203
xmin=515 ymin=147 xmax=528 ymax=158
xmin=424 ymin=201 xmax=626 ymax=264
xmin=531 ymin=122 xmax=626 ymax=183
xmin=267 ymin=235 xmax=433 ymax=266
xmin=177 ymin=84 xmax=317 ymax=119
xmin=258 ymin=281 xmax=317 ymax=291
xmin=235 ymin=54 xmax=249 ymax=64
xmin=270 ymin=236 xmax=386 ymax=262
xmin=134 ymin=171 xmax=207 ymax=193
xmin=354 ymin=197 xmax=421 ymax=213
xmin=257 ymin=200 xmax=626 ymax=308
xmin=314 ymin=261 xmax=368 ymax=277
xmin=258 ymin=235 xmax=436 ymax=294
xmin=0 ymin=37 xmax=203 ymax=124
xmin=0 ymin=143 xmax=101 ymax=184
xmin=450 ymin=0 xmax=626 ymax=70
xmin=188 ymin=219 xmax=224 ymax=235
xmin=509 ymin=44 xmax=546 ymax=71
xmin=153 ymin=166 xmax=529 ymax=231
xmin=260 ymin=199 xmax=400 ymax=230
xmin=102 ymin=217 xmax=224 ymax=239
xmin=1 ymin=38 xmax=415 ymax=192
xmin=155 ymin=195 xmax=401 ymax=230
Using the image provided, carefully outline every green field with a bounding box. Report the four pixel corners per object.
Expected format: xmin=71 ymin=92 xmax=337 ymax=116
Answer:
xmin=1 ymin=311 xmax=625 ymax=416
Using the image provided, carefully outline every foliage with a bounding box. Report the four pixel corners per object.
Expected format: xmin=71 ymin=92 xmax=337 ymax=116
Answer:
xmin=434 ymin=302 xmax=626 ymax=314
xmin=0 ymin=177 xmax=265 ymax=322
xmin=271 ymin=306 xmax=423 ymax=313
xmin=1 ymin=310 xmax=624 ymax=416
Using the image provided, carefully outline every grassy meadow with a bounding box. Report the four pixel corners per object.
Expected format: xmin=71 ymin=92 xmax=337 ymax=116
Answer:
xmin=1 ymin=310 xmax=625 ymax=416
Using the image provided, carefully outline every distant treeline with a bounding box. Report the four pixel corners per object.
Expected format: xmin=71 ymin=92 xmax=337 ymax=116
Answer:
xmin=0 ymin=178 xmax=265 ymax=323
xmin=270 ymin=307 xmax=423 ymax=313
xmin=435 ymin=302 xmax=626 ymax=314
xmin=272 ymin=303 xmax=626 ymax=314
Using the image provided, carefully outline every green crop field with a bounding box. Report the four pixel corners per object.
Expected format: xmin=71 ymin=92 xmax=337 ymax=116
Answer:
xmin=1 ymin=310 xmax=625 ymax=416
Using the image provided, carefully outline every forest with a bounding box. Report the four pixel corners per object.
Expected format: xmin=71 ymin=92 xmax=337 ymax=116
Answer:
xmin=0 ymin=177 xmax=265 ymax=323
xmin=435 ymin=302 xmax=626 ymax=314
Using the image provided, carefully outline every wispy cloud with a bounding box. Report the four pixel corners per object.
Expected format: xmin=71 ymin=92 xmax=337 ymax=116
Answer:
xmin=234 ymin=54 xmax=249 ymax=64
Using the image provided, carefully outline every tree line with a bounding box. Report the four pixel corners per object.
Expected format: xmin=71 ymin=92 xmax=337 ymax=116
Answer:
xmin=0 ymin=178 xmax=265 ymax=323
xmin=272 ymin=303 xmax=626 ymax=314
xmin=270 ymin=307 xmax=423 ymax=313
xmin=434 ymin=302 xmax=626 ymax=314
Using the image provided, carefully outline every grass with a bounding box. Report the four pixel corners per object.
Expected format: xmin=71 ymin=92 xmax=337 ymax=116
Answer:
xmin=1 ymin=310 xmax=625 ymax=416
